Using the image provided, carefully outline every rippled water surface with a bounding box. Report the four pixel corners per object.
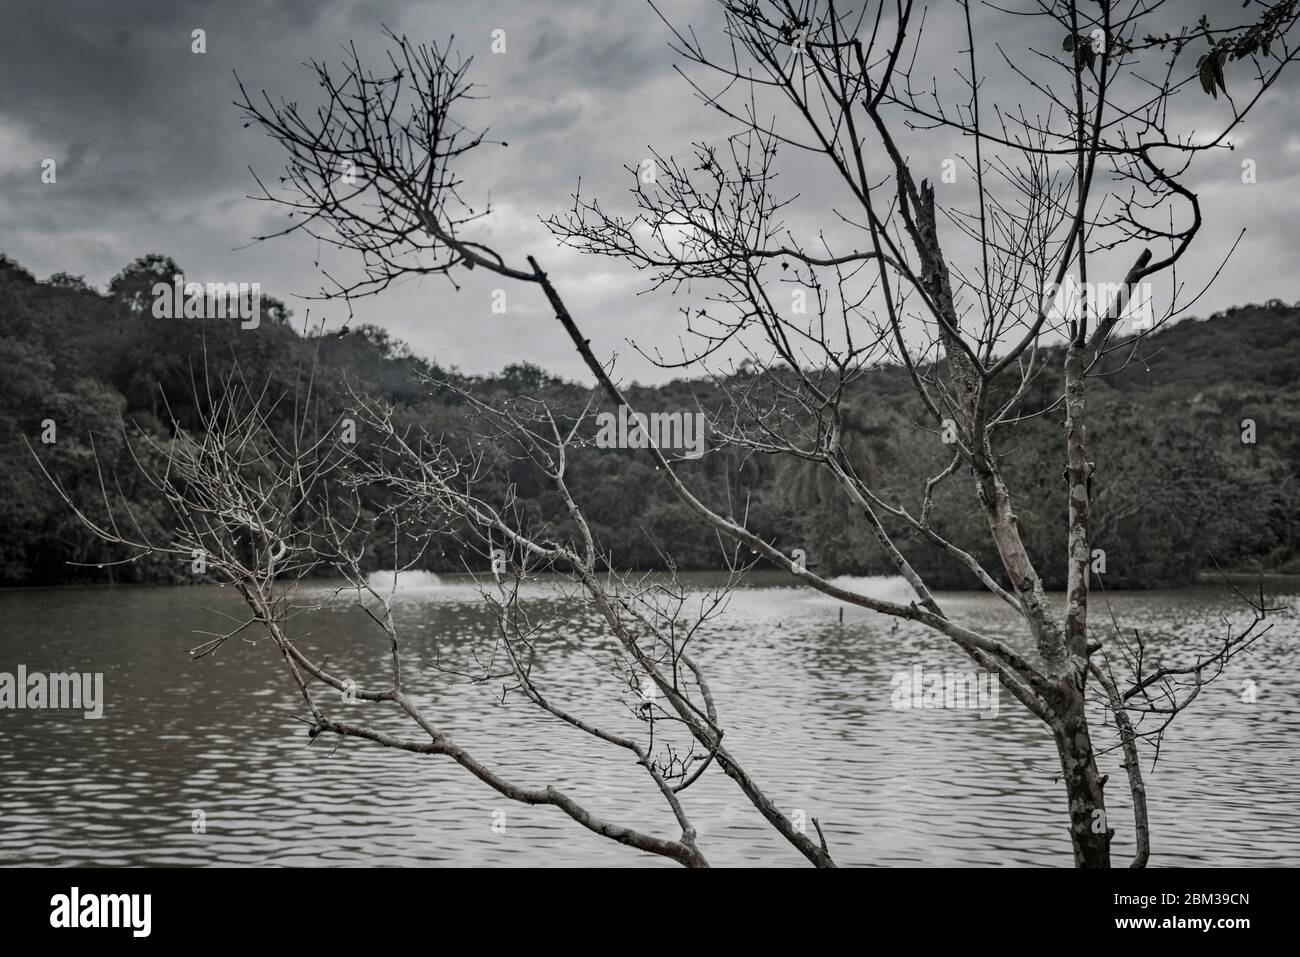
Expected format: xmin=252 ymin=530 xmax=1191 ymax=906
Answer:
xmin=1 ymin=574 xmax=1297 ymax=866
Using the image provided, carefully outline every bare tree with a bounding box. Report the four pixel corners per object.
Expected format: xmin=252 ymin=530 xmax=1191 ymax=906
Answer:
xmin=208 ymin=0 xmax=1295 ymax=867
xmin=36 ymin=351 xmax=849 ymax=866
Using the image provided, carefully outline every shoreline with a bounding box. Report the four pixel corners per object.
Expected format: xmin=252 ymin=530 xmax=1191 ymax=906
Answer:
xmin=4 ymin=567 xmax=1299 ymax=594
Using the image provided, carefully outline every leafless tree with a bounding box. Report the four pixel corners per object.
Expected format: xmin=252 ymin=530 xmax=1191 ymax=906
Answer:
xmin=35 ymin=352 xmax=846 ymax=866
xmin=214 ymin=0 xmax=1296 ymax=867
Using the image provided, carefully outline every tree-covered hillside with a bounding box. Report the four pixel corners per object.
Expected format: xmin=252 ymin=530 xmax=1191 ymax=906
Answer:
xmin=2 ymin=253 xmax=1296 ymax=589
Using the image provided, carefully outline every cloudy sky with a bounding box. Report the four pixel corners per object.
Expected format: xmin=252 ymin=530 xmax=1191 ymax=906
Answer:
xmin=2 ymin=0 xmax=1298 ymax=383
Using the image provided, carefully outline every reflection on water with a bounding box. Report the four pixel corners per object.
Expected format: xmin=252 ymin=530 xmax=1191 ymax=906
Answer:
xmin=1 ymin=574 xmax=1297 ymax=866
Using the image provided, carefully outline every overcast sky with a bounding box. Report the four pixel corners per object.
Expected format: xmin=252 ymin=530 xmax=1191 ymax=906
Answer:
xmin=3 ymin=0 xmax=1298 ymax=384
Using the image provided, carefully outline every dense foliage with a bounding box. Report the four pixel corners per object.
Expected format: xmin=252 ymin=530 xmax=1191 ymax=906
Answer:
xmin=2 ymin=252 xmax=1297 ymax=589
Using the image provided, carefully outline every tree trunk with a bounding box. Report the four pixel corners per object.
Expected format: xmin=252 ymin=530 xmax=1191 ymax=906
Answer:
xmin=1052 ymin=685 xmax=1112 ymax=867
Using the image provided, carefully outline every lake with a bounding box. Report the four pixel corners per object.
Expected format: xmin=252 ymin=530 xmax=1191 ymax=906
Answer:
xmin=1 ymin=572 xmax=1297 ymax=866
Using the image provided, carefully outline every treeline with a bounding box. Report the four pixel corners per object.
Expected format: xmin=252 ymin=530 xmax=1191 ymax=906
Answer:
xmin=2 ymin=252 xmax=1297 ymax=589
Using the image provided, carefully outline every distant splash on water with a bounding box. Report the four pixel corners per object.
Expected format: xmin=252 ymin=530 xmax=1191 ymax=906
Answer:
xmin=825 ymin=575 xmax=916 ymax=604
xmin=365 ymin=569 xmax=443 ymax=592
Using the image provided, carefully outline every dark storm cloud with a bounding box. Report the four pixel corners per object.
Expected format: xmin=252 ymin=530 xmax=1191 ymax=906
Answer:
xmin=2 ymin=0 xmax=1299 ymax=382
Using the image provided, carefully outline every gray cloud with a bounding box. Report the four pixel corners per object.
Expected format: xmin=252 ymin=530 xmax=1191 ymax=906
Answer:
xmin=2 ymin=0 xmax=1298 ymax=383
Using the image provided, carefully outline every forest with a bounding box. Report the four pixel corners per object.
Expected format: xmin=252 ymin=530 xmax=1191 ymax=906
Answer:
xmin=2 ymin=251 xmax=1297 ymax=590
